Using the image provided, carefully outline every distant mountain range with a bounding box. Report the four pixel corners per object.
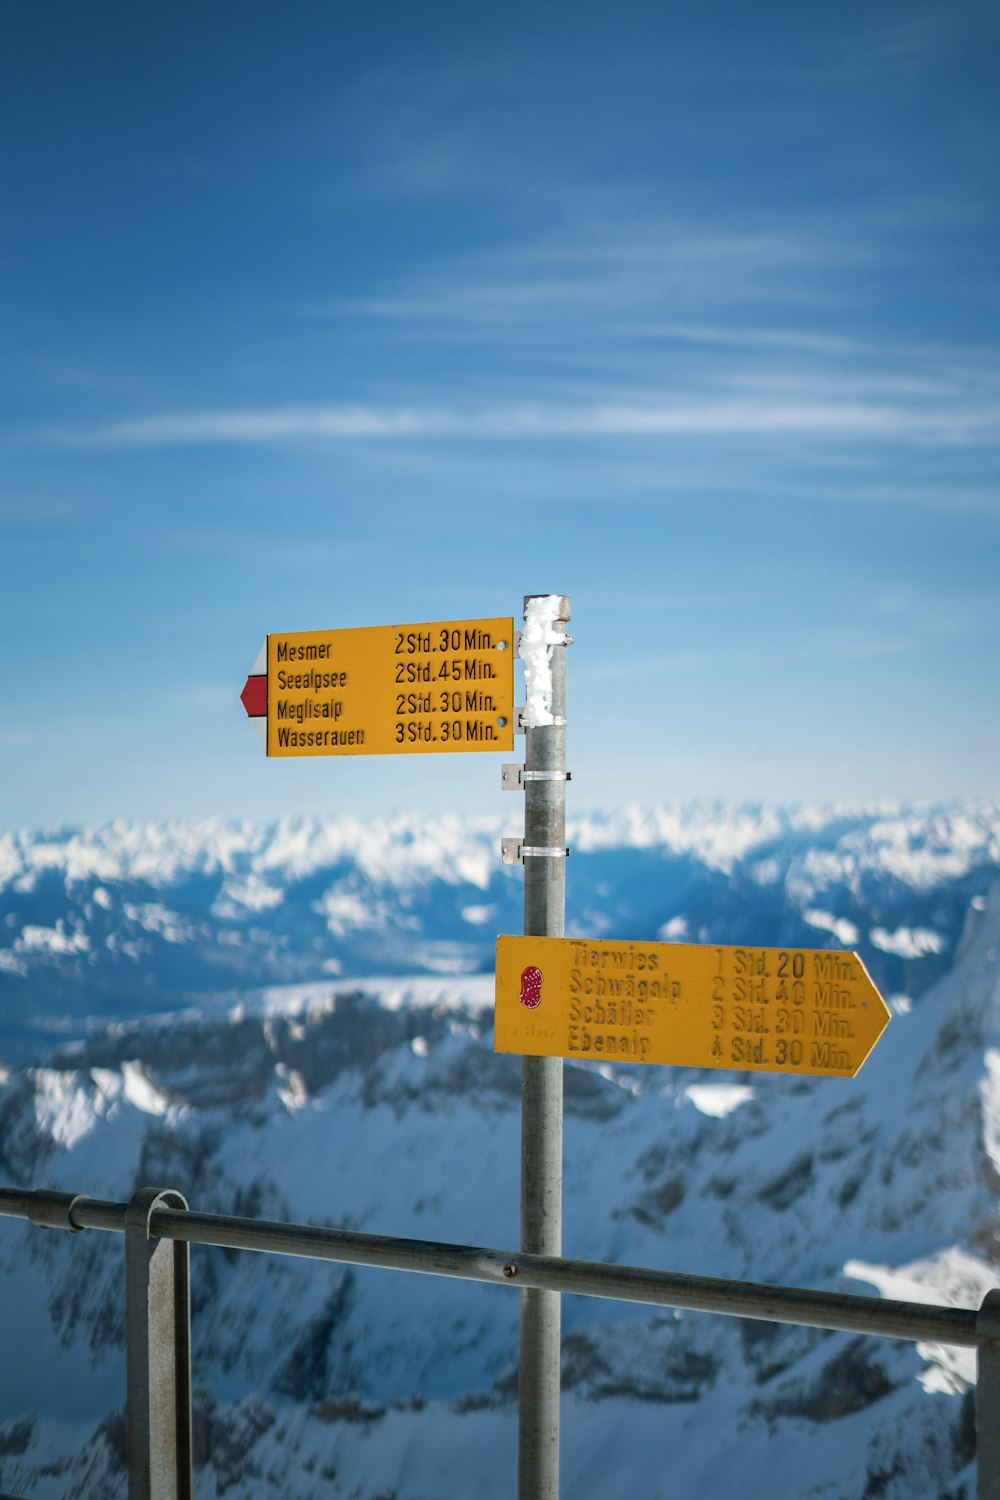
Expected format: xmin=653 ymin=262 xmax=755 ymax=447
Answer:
xmin=0 ymin=804 xmax=998 ymax=1497
xmin=1 ymin=805 xmax=998 ymax=1061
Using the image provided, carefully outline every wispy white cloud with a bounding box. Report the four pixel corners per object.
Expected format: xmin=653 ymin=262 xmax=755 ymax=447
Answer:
xmin=333 ymin=216 xmax=873 ymax=332
xmin=35 ymin=198 xmax=1000 ymax=467
xmin=46 ymin=406 xmax=444 ymax=447
xmin=722 ymin=369 xmax=963 ymax=400
xmin=43 ymin=396 xmax=1000 ymax=451
xmin=627 ymin=323 xmax=861 ymax=356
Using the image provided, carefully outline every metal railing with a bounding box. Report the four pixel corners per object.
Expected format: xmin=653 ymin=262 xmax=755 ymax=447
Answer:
xmin=0 ymin=1183 xmax=997 ymax=1499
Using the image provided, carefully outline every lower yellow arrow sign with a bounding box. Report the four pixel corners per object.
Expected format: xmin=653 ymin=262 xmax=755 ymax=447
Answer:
xmin=495 ymin=935 xmax=890 ymax=1078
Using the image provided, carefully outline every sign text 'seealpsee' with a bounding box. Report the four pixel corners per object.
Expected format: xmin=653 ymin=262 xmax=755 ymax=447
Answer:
xmin=495 ymin=935 xmax=890 ymax=1078
xmin=266 ymin=618 xmax=515 ymax=757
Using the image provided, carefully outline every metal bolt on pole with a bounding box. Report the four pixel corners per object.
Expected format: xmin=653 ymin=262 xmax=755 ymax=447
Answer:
xmin=978 ymin=1289 xmax=1000 ymax=1500
xmin=518 ymin=594 xmax=570 ymax=1500
xmin=124 ymin=1188 xmax=193 ymax=1500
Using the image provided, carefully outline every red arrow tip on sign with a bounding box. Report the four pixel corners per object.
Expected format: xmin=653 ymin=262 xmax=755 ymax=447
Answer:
xmin=241 ymin=675 xmax=267 ymax=718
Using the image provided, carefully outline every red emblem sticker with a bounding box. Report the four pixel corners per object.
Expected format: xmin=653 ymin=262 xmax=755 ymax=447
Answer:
xmin=520 ymin=965 xmax=544 ymax=1010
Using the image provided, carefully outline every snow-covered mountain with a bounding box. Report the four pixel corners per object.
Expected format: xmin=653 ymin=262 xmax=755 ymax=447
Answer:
xmin=0 ymin=804 xmax=998 ymax=1497
xmin=2 ymin=805 xmax=998 ymax=1059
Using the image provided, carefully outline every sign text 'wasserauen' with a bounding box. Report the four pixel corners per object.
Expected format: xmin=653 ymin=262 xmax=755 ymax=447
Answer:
xmin=241 ymin=617 xmax=515 ymax=757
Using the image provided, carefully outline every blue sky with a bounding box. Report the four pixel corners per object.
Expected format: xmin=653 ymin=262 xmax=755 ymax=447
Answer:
xmin=2 ymin=0 xmax=998 ymax=829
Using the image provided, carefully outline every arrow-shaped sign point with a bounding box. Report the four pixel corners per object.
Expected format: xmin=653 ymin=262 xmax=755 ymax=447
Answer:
xmin=240 ymin=642 xmax=267 ymax=749
xmin=241 ymin=674 xmax=267 ymax=718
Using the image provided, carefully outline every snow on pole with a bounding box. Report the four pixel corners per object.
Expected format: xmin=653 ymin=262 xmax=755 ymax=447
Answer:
xmin=519 ymin=595 xmax=565 ymax=728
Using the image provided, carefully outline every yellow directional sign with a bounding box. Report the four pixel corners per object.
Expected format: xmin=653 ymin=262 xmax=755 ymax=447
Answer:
xmin=241 ymin=618 xmax=515 ymax=757
xmin=495 ymin=935 xmax=890 ymax=1078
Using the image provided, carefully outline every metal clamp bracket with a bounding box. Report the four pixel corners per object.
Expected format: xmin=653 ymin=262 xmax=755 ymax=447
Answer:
xmin=27 ymin=1190 xmax=89 ymax=1232
xmin=502 ymin=764 xmax=573 ymax=791
xmin=514 ymin=707 xmax=568 ymax=734
xmin=515 ymin=635 xmax=574 ymax=658
xmin=501 ymin=839 xmax=571 ymax=865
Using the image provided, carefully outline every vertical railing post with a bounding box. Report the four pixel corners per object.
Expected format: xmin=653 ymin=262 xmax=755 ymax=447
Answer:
xmin=124 ymin=1188 xmax=193 ymax=1500
xmin=978 ymin=1289 xmax=1000 ymax=1500
xmin=518 ymin=593 xmax=570 ymax=1500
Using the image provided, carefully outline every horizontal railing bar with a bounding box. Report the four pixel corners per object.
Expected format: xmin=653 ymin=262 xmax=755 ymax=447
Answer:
xmin=0 ymin=1189 xmax=128 ymax=1233
xmin=0 ymin=1189 xmax=32 ymax=1217
xmin=73 ymin=1197 xmax=128 ymax=1232
xmin=0 ymin=1187 xmax=979 ymax=1349
xmin=151 ymin=1208 xmax=978 ymax=1347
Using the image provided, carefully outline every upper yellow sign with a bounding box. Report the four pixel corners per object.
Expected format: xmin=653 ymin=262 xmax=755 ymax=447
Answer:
xmin=495 ymin=935 xmax=890 ymax=1078
xmin=261 ymin=618 xmax=515 ymax=757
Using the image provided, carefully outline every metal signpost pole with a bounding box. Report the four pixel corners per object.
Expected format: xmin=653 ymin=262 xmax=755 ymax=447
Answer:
xmin=518 ymin=594 xmax=570 ymax=1500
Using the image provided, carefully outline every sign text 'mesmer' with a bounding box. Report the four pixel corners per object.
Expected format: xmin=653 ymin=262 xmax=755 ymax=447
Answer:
xmin=265 ymin=618 xmax=516 ymax=758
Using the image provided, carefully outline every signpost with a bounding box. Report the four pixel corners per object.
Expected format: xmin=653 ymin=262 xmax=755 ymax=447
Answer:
xmin=238 ymin=597 xmax=894 ymax=1500
xmin=507 ymin=596 xmax=571 ymax=1500
xmin=495 ymin=935 xmax=890 ymax=1078
xmin=240 ymin=617 xmax=515 ymax=757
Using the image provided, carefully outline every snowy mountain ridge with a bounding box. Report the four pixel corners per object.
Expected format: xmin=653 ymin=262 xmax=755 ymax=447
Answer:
xmin=0 ymin=877 xmax=997 ymax=1495
xmin=0 ymin=804 xmax=998 ymax=1496
xmin=1 ymin=803 xmax=998 ymax=1061
xmin=4 ymin=801 xmax=998 ymax=888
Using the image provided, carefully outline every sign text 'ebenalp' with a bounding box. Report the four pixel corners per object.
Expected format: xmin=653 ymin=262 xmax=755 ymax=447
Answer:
xmin=495 ymin=935 xmax=890 ymax=1078
xmin=240 ymin=618 xmax=515 ymax=757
